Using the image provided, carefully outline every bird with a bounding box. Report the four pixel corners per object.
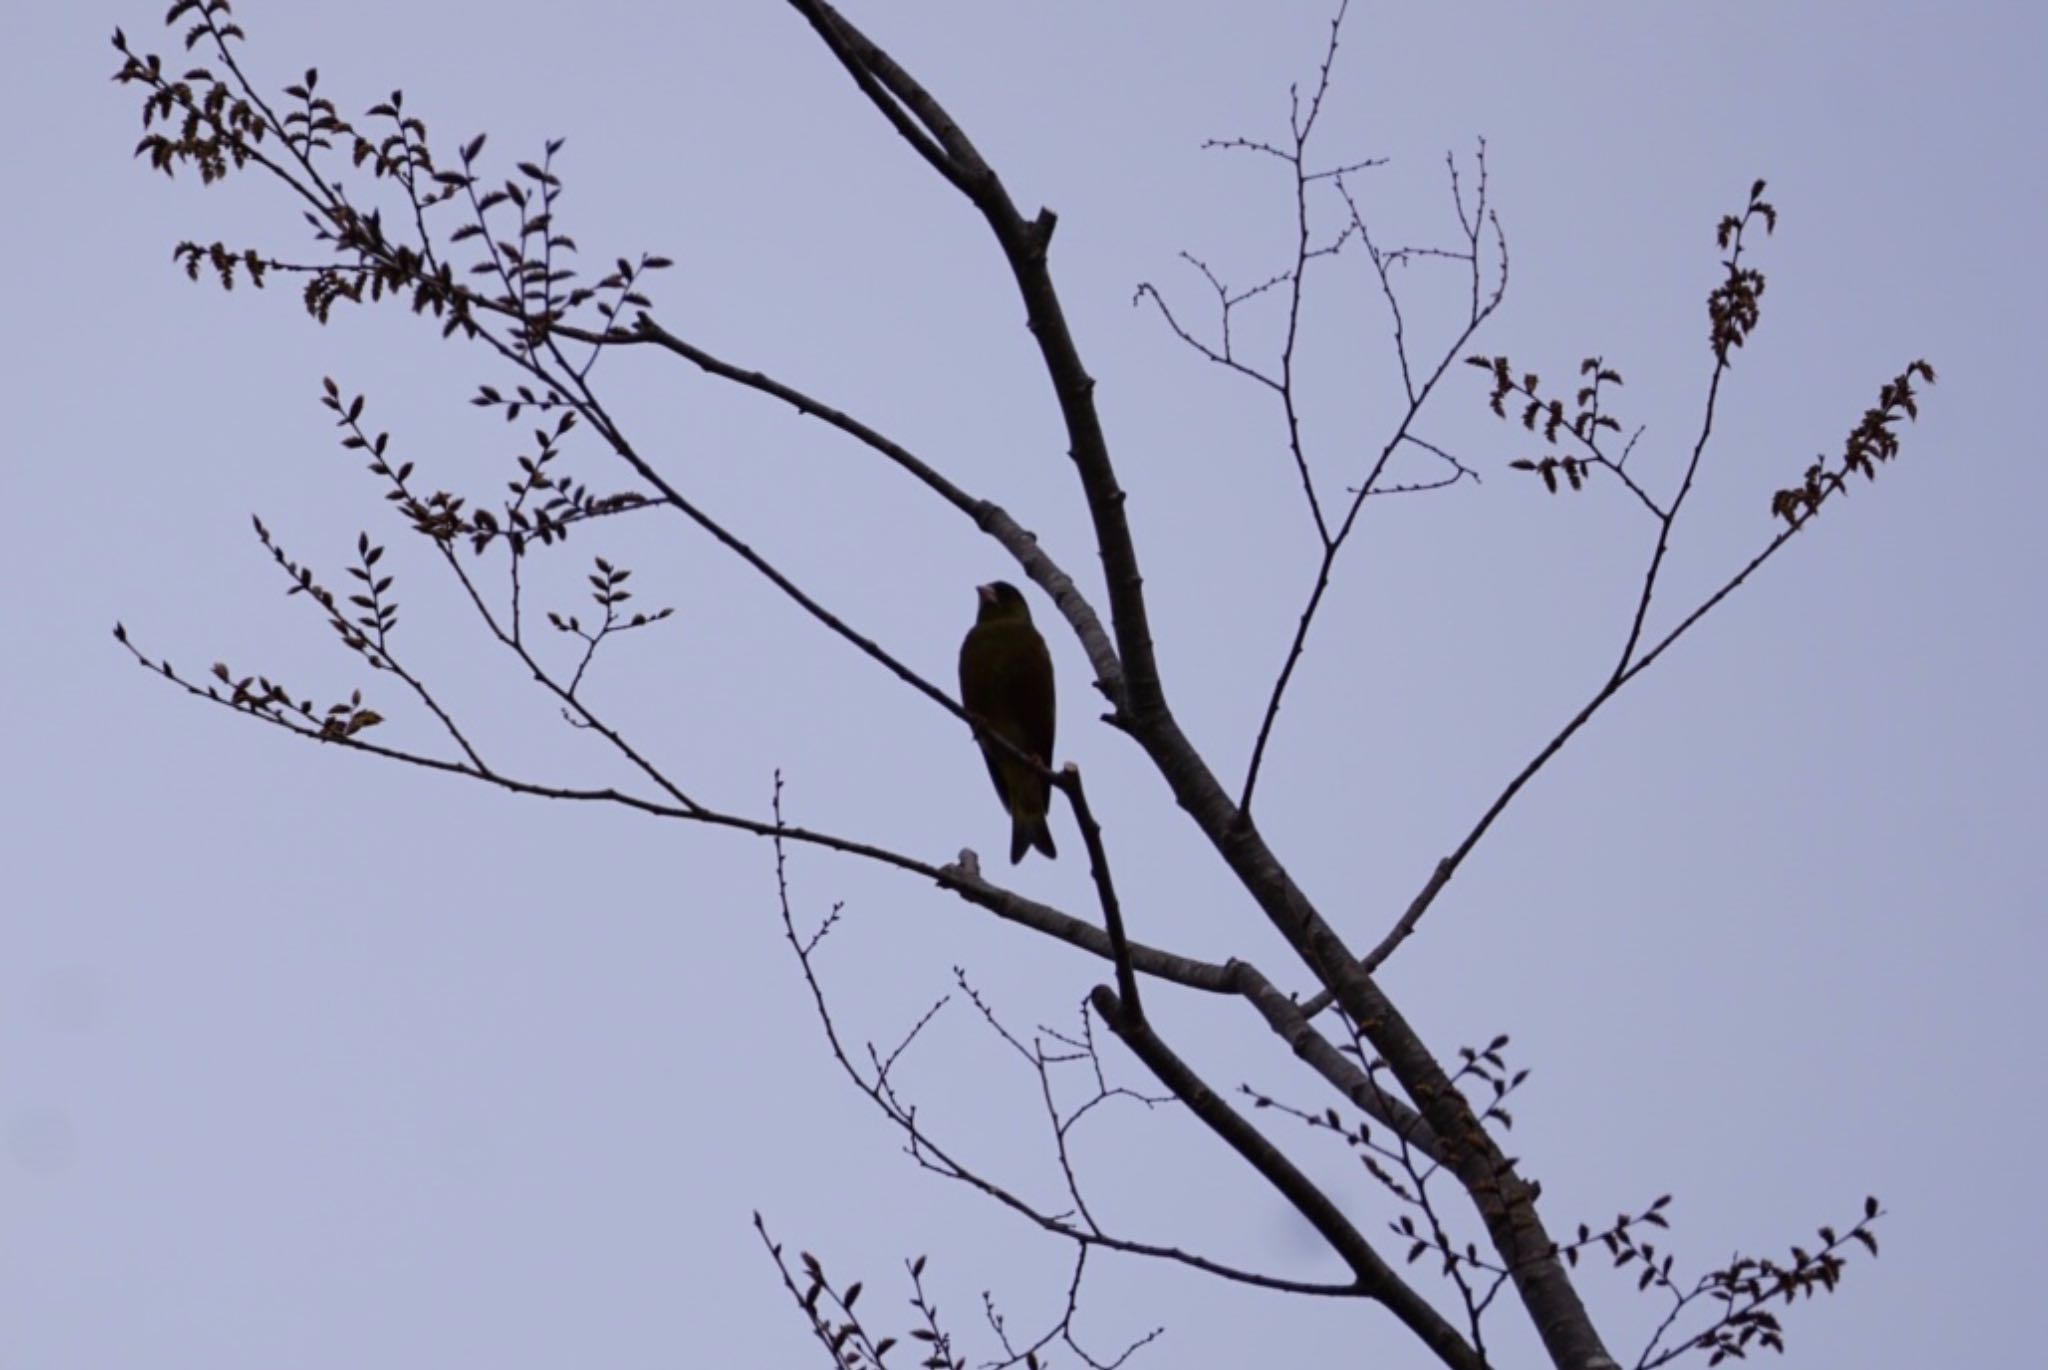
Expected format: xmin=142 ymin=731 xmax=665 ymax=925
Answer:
xmin=957 ymin=580 xmax=1058 ymax=863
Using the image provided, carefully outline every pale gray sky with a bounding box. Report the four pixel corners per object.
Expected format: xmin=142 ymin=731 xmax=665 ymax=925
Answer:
xmin=4 ymin=3 xmax=2043 ymax=1367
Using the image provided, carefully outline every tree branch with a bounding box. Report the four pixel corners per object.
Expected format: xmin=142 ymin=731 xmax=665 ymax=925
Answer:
xmin=1091 ymin=985 xmax=1484 ymax=1370
xmin=112 ymin=624 xmax=1236 ymax=997
xmin=785 ymin=0 xmax=1163 ymax=724
xmin=783 ymin=8 xmax=1615 ymax=1364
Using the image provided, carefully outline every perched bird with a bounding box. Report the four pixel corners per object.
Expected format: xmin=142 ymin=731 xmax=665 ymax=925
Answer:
xmin=958 ymin=580 xmax=1058 ymax=863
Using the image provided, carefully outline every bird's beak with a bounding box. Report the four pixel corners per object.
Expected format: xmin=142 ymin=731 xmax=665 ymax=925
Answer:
xmin=976 ymin=583 xmax=996 ymax=606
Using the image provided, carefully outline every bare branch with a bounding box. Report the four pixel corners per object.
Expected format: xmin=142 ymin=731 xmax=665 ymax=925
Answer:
xmin=1052 ymin=764 xmax=1142 ymax=1012
xmin=1238 ymin=141 xmax=1505 ymax=813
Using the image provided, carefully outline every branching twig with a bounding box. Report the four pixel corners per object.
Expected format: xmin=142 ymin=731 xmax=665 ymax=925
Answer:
xmin=1313 ymin=188 xmax=1936 ymax=991
xmin=766 ymin=786 xmax=1369 ymax=1305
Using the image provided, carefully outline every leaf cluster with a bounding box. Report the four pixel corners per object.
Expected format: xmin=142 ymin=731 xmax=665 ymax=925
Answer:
xmin=116 ymin=8 xmax=675 ymax=344
xmin=1467 ymin=354 xmax=1629 ymax=494
xmin=1707 ymin=181 xmax=1777 ymax=361
xmin=1769 ymin=361 xmax=1938 ymax=526
xmin=757 ymin=1218 xmax=996 ymax=1370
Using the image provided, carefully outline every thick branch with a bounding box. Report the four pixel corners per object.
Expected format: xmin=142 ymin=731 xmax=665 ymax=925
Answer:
xmin=1092 ymin=986 xmax=1484 ymax=1370
xmin=787 ymin=0 xmax=1163 ymax=723
xmin=1228 ymin=961 xmax=1442 ymax=1162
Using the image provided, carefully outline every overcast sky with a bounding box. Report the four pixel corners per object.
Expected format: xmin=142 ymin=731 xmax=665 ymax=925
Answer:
xmin=5 ymin=3 xmax=2044 ymax=1367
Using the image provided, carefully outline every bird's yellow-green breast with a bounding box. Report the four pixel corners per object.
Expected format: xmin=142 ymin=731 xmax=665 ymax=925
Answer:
xmin=958 ymin=581 xmax=1057 ymax=863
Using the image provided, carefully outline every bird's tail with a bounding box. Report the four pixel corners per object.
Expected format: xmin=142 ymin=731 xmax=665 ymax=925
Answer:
xmin=1010 ymin=812 xmax=1057 ymax=864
